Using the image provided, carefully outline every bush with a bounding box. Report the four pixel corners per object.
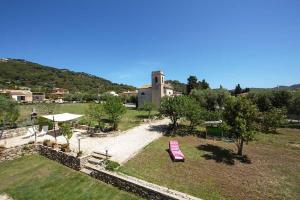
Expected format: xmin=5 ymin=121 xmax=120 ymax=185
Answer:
xmin=43 ymin=139 xmax=50 ymax=146
xmin=105 ymin=160 xmax=120 ymax=171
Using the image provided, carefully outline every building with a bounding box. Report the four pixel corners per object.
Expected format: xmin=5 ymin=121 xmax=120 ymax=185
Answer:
xmin=51 ymin=88 xmax=69 ymax=99
xmin=138 ymin=71 xmax=178 ymax=108
xmin=0 ymin=89 xmax=33 ymax=102
xmin=32 ymin=92 xmax=46 ymax=102
xmin=119 ymin=90 xmax=138 ymax=98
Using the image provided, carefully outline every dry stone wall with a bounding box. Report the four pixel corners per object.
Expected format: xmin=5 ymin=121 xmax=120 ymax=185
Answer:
xmin=0 ymin=144 xmax=38 ymax=163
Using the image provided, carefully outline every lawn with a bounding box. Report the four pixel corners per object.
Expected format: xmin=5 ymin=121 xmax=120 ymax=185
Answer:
xmin=0 ymin=155 xmax=142 ymax=200
xmin=119 ymin=128 xmax=300 ymax=200
xmin=18 ymin=104 xmax=157 ymax=131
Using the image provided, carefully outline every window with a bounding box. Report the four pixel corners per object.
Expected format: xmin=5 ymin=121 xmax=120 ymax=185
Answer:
xmin=155 ymin=77 xmax=158 ymax=83
xmin=141 ymin=92 xmax=145 ymax=95
xmin=162 ymin=77 xmax=164 ymax=83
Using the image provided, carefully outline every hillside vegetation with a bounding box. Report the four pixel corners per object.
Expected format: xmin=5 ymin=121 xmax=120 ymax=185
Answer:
xmin=0 ymin=59 xmax=135 ymax=93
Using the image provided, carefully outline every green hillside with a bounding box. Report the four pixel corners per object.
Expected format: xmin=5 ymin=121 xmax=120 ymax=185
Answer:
xmin=0 ymin=58 xmax=135 ymax=93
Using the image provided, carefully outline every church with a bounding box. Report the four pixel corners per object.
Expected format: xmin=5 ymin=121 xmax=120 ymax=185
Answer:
xmin=138 ymin=71 xmax=180 ymax=108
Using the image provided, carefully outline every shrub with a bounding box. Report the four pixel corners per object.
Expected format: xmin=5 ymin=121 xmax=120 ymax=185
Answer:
xmin=43 ymin=139 xmax=50 ymax=146
xmin=60 ymin=143 xmax=70 ymax=152
xmin=105 ymin=160 xmax=120 ymax=171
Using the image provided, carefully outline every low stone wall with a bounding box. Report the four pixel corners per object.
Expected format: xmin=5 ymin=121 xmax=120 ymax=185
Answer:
xmin=38 ymin=145 xmax=81 ymax=170
xmin=90 ymin=169 xmax=201 ymax=200
xmin=0 ymin=144 xmax=38 ymax=163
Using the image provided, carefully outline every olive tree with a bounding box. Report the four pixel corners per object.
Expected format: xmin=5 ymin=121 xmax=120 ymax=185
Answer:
xmin=140 ymin=102 xmax=156 ymax=119
xmin=160 ymin=96 xmax=189 ymax=132
xmin=184 ymin=98 xmax=206 ymax=133
xmin=222 ymin=96 xmax=259 ymax=156
xmin=86 ymin=103 xmax=104 ymax=128
xmin=103 ymin=96 xmax=126 ymax=130
xmin=260 ymin=108 xmax=286 ymax=133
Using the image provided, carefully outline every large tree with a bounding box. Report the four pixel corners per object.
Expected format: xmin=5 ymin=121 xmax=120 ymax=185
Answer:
xmin=222 ymin=96 xmax=259 ymax=156
xmin=160 ymin=96 xmax=189 ymax=132
xmin=184 ymin=98 xmax=206 ymax=133
xmin=187 ymin=76 xmax=199 ymax=94
xmin=103 ymin=96 xmax=126 ymax=130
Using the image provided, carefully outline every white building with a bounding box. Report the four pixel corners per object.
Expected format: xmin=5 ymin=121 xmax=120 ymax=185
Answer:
xmin=138 ymin=71 xmax=178 ymax=108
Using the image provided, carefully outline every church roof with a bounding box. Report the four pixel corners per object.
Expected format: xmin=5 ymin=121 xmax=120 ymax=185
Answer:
xmin=139 ymin=84 xmax=152 ymax=89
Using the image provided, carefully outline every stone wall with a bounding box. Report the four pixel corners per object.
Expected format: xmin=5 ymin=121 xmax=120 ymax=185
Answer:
xmin=90 ymin=169 xmax=200 ymax=200
xmin=38 ymin=145 xmax=81 ymax=170
xmin=0 ymin=144 xmax=38 ymax=163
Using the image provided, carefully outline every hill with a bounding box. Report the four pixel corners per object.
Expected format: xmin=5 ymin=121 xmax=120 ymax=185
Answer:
xmin=0 ymin=58 xmax=136 ymax=93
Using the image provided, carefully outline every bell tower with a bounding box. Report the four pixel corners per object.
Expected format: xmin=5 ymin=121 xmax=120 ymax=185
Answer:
xmin=151 ymin=71 xmax=165 ymax=108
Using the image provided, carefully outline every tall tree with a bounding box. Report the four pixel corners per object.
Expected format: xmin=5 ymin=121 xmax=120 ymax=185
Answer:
xmin=234 ymin=84 xmax=243 ymax=95
xmin=199 ymin=79 xmax=210 ymax=89
xmin=222 ymin=96 xmax=259 ymax=156
xmin=187 ymin=76 xmax=199 ymax=94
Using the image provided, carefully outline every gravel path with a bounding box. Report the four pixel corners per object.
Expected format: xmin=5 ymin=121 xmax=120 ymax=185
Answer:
xmin=69 ymin=119 xmax=169 ymax=163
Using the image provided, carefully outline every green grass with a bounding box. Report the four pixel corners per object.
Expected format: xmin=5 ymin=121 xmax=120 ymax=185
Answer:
xmin=0 ymin=155 xmax=142 ymax=200
xmin=18 ymin=104 xmax=157 ymax=131
xmin=119 ymin=128 xmax=300 ymax=200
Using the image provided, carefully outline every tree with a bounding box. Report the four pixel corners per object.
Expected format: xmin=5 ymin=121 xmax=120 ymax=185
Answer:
xmin=222 ymin=96 xmax=259 ymax=156
xmin=190 ymin=88 xmax=230 ymax=111
xmin=60 ymin=122 xmax=72 ymax=145
xmin=187 ymin=76 xmax=199 ymax=94
xmin=86 ymin=103 xmax=104 ymax=128
xmin=160 ymin=96 xmax=189 ymax=132
xmin=140 ymin=102 xmax=156 ymax=119
xmin=288 ymin=91 xmax=300 ymax=117
xmin=103 ymin=96 xmax=126 ymax=130
xmin=234 ymin=84 xmax=243 ymax=95
xmin=184 ymin=98 xmax=205 ymax=133
xmin=260 ymin=108 xmax=286 ymax=133
xmin=199 ymin=79 xmax=209 ymax=89
xmin=271 ymin=90 xmax=292 ymax=108
xmin=0 ymin=96 xmax=19 ymax=139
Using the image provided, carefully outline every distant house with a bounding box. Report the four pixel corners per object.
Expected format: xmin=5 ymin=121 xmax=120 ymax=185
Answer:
xmin=51 ymin=88 xmax=69 ymax=99
xmin=138 ymin=71 xmax=180 ymax=108
xmin=119 ymin=90 xmax=138 ymax=97
xmin=32 ymin=92 xmax=45 ymax=102
xmin=0 ymin=89 xmax=33 ymax=102
xmin=109 ymin=91 xmax=119 ymax=96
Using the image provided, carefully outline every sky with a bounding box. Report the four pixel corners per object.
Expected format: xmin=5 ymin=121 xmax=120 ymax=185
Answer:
xmin=0 ymin=0 xmax=299 ymax=89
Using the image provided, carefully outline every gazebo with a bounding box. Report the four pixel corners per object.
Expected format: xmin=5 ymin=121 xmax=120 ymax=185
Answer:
xmin=41 ymin=113 xmax=83 ymax=141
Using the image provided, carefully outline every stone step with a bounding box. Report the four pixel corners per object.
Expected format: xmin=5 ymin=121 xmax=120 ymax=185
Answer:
xmin=84 ymin=162 xmax=102 ymax=171
xmin=88 ymin=157 xmax=103 ymax=165
xmin=91 ymin=153 xmax=107 ymax=160
xmin=93 ymin=151 xmax=112 ymax=158
xmin=80 ymin=168 xmax=92 ymax=175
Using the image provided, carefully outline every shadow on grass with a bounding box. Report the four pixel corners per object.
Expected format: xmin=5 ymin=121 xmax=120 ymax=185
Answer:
xmin=197 ymin=144 xmax=251 ymax=165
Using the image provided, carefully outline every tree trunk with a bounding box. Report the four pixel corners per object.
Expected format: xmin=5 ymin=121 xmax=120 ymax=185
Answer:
xmin=237 ymin=138 xmax=244 ymax=156
xmin=0 ymin=119 xmax=5 ymax=140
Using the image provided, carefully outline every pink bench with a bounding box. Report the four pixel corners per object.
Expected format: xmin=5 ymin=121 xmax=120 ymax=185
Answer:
xmin=169 ymin=140 xmax=185 ymax=162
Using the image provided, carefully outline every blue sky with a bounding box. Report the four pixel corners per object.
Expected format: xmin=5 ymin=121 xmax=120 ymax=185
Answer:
xmin=0 ymin=0 xmax=299 ymax=89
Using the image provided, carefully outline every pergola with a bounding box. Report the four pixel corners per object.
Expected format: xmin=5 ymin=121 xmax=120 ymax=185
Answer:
xmin=41 ymin=113 xmax=83 ymax=140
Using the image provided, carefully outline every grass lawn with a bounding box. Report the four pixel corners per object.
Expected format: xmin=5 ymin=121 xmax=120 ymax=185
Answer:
xmin=119 ymin=128 xmax=300 ymax=200
xmin=18 ymin=104 xmax=157 ymax=131
xmin=0 ymin=155 xmax=142 ymax=200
